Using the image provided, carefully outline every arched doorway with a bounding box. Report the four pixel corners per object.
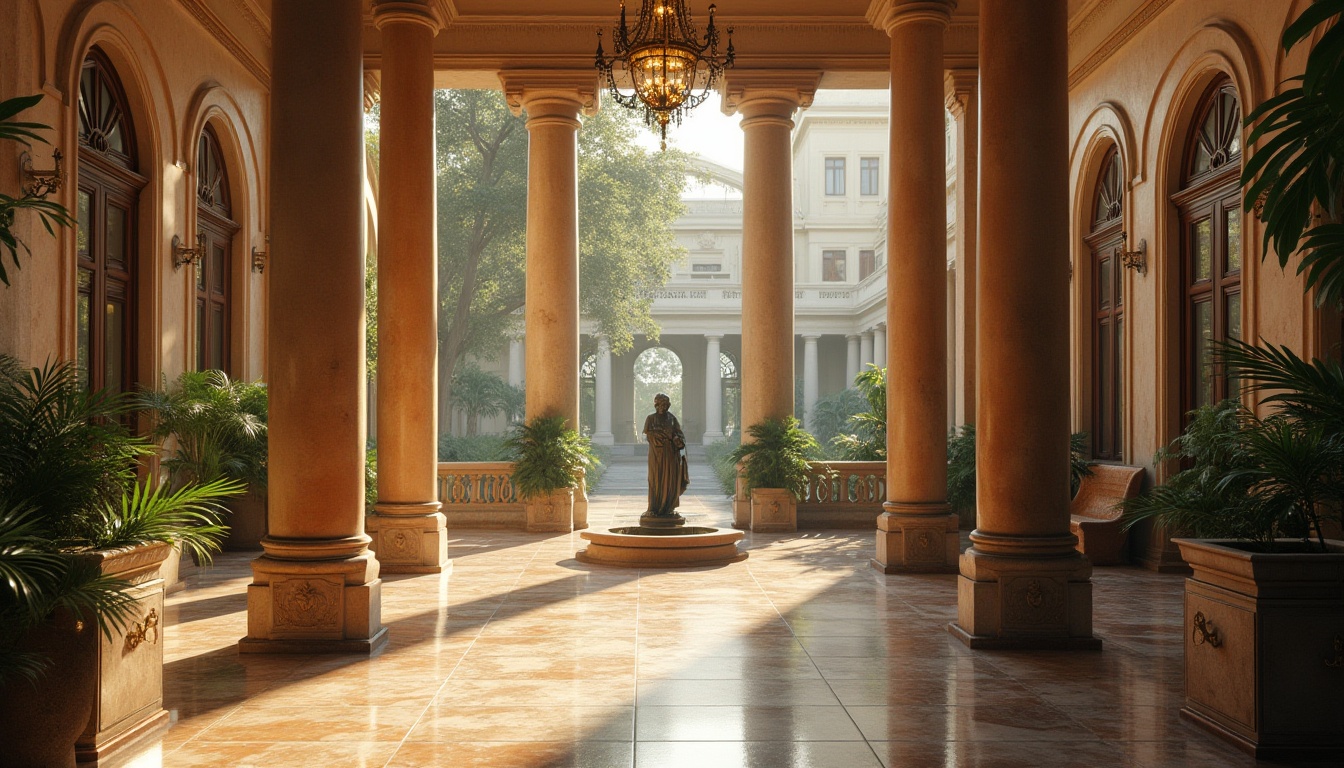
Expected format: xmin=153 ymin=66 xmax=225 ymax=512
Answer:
xmin=633 ymin=347 xmax=684 ymax=430
xmin=1088 ymin=146 xmax=1125 ymax=460
xmin=75 ymin=47 xmax=144 ymax=394
xmin=580 ymin=351 xmax=597 ymax=436
xmin=1172 ymin=78 xmax=1242 ymax=419
xmin=195 ymin=124 xmax=238 ymax=372
xmin=720 ymin=351 xmax=741 ymax=437
xmin=194 ymin=124 xmax=236 ymax=373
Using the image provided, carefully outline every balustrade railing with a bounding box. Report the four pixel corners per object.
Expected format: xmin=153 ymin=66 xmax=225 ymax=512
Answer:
xmin=436 ymin=461 xmax=525 ymax=528
xmin=797 ymin=461 xmax=886 ymax=528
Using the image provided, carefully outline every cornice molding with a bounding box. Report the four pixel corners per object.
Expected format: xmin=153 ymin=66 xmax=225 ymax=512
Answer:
xmin=722 ymin=70 xmax=823 ymax=114
xmin=865 ymin=0 xmax=956 ymax=35
xmin=363 ymin=71 xmax=381 ymax=111
xmin=497 ymin=70 xmax=599 ymax=117
xmin=231 ymin=0 xmax=271 ymax=42
xmin=1069 ymin=0 xmax=1176 ymax=89
xmin=1069 ymin=0 xmax=1118 ymax=43
xmin=176 ymin=0 xmax=270 ymax=88
xmin=944 ymin=68 xmax=977 ymax=118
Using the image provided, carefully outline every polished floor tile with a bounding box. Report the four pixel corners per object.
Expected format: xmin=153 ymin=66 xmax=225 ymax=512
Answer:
xmin=124 ymin=459 xmax=1279 ymax=767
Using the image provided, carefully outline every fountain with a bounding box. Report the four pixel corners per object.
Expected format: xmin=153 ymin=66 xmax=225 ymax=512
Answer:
xmin=576 ymin=394 xmax=746 ymax=567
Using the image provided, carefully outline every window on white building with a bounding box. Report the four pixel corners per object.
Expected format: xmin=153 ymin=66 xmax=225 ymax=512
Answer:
xmin=860 ymin=157 xmax=880 ymax=196
xmin=822 ymin=250 xmax=847 ymax=282
xmin=859 ymin=249 xmax=876 ymax=280
xmin=825 ymin=158 xmax=846 ymax=196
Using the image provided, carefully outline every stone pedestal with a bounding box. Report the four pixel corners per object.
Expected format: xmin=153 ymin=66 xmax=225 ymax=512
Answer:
xmin=750 ymin=488 xmax=797 ymax=533
xmin=366 ymin=502 xmax=448 ymax=574
xmin=525 ymin=488 xmax=575 ymax=533
xmin=950 ymin=543 xmax=1100 ymax=649
xmin=242 ymin=550 xmax=386 ymax=654
xmin=873 ymin=503 xmax=960 ymax=574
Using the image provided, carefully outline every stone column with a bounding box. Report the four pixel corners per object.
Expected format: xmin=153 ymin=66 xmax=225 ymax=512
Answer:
xmin=868 ymin=0 xmax=960 ymax=574
xmin=725 ymin=72 xmax=819 ymax=528
xmin=501 ymin=71 xmax=596 ymax=532
xmin=860 ymin=331 xmax=875 ymax=369
xmin=872 ymin=323 xmax=887 ymax=369
xmin=593 ymin=336 xmax=614 ymax=445
xmin=846 ymin=334 xmax=861 ymax=386
xmin=802 ymin=334 xmax=820 ymax=431
xmin=947 ymin=67 xmax=979 ymax=427
xmin=951 ymin=0 xmax=1098 ymax=649
xmin=366 ymin=0 xmax=447 ymax=575
xmin=242 ymin=0 xmax=384 ymax=654
xmin=507 ymin=337 xmax=524 ymax=388
xmin=704 ymin=334 xmax=725 ymax=442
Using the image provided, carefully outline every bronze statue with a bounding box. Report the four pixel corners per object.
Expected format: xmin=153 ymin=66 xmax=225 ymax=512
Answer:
xmin=642 ymin=392 xmax=689 ymax=525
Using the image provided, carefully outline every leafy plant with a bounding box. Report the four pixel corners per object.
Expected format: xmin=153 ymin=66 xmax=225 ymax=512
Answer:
xmin=136 ymin=370 xmax=268 ymax=488
xmin=729 ymin=417 xmax=820 ymax=498
xmin=831 ymin=365 xmax=887 ymax=460
xmin=364 ymin=446 xmax=378 ymax=514
xmin=808 ymin=387 xmax=869 ymax=452
xmin=0 ymin=357 xmax=240 ymax=683
xmin=946 ymin=424 xmax=1094 ymax=527
xmin=0 ymin=94 xmax=74 ymax=287
xmin=437 ymin=433 xmax=512 ymax=462
xmin=705 ymin=435 xmax=742 ymax=496
xmin=1243 ymin=0 xmax=1344 ymax=308
xmin=450 ymin=364 xmax=521 ymax=436
xmin=504 ymin=415 xmax=596 ymax=500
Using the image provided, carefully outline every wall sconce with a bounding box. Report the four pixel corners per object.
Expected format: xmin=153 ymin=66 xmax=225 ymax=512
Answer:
xmin=251 ymin=235 xmax=269 ymax=273
xmin=1119 ymin=231 xmax=1147 ymax=275
xmin=172 ymin=233 xmax=205 ymax=270
xmin=21 ymin=149 xmax=64 ymax=198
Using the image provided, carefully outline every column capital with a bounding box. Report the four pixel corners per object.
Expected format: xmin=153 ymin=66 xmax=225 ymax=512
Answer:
xmin=945 ymin=67 xmax=978 ymax=118
xmin=866 ymin=0 xmax=956 ymax=35
xmin=722 ymin=70 xmax=821 ymax=123
xmin=363 ymin=71 xmax=382 ymax=112
xmin=801 ymin=333 xmax=822 ymax=341
xmin=704 ymin=334 xmax=724 ymax=342
xmin=372 ymin=0 xmax=447 ymax=33
xmin=498 ymin=70 xmax=599 ymax=122
xmin=846 ymin=333 xmax=861 ymax=340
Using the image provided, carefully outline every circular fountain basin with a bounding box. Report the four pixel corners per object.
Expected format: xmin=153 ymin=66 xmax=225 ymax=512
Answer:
xmin=577 ymin=526 xmax=747 ymax=568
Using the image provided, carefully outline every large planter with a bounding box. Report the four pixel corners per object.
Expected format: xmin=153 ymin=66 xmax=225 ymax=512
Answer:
xmin=524 ymin=488 xmax=574 ymax=533
xmin=1174 ymin=538 xmax=1344 ymax=759
xmin=0 ymin=542 xmax=171 ymax=767
xmin=750 ymin=488 xmax=797 ymax=533
xmin=223 ymin=487 xmax=268 ymax=550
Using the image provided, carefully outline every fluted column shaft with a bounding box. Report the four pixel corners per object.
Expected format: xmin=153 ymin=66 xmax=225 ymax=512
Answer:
xmin=802 ymin=334 xmax=820 ymax=431
xmin=870 ymin=0 xmax=960 ymax=574
xmin=243 ymin=0 xmax=384 ymax=653
xmin=508 ymin=338 xmax=524 ymax=388
xmin=947 ymin=68 xmax=979 ymax=427
xmin=368 ymin=0 xmax=447 ymax=574
xmin=846 ymin=334 xmax=861 ymax=385
xmin=860 ymin=331 xmax=875 ymax=369
xmin=593 ymin=337 xmax=614 ymax=445
xmin=704 ymin=335 xmax=725 ymax=442
xmin=873 ymin=324 xmax=888 ymax=369
xmin=952 ymin=0 xmax=1097 ymax=649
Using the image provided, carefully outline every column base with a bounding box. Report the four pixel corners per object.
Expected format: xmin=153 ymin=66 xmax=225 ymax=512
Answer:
xmin=367 ymin=502 xmax=448 ymax=574
xmin=592 ymin=431 xmax=614 ymax=446
xmin=950 ymin=544 xmax=1100 ymax=650
xmin=241 ymin=552 xmax=386 ymax=653
xmin=702 ymin=430 xmax=725 ymax=443
xmin=871 ymin=504 xmax=960 ymax=573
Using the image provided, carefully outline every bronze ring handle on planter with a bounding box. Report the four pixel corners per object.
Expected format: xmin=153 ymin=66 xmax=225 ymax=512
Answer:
xmin=1192 ymin=611 xmax=1221 ymax=648
xmin=125 ymin=608 xmax=160 ymax=651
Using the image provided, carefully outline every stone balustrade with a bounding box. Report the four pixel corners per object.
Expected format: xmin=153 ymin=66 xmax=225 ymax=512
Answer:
xmin=797 ymin=461 xmax=887 ymax=529
xmin=436 ymin=462 xmax=526 ymax=529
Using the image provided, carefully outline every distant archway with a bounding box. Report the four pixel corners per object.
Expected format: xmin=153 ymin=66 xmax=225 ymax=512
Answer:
xmin=720 ymin=351 xmax=741 ymax=437
xmin=633 ymin=347 xmax=684 ymax=430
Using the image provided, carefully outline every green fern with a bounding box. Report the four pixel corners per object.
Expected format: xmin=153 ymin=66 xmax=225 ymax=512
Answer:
xmin=504 ymin=416 xmax=595 ymax=500
xmin=729 ymin=417 xmax=819 ymax=498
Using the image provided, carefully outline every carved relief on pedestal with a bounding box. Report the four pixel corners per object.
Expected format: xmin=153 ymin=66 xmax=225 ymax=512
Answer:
xmin=903 ymin=527 xmax=945 ymax=563
xmin=381 ymin=527 xmax=421 ymax=563
xmin=273 ymin=577 xmax=343 ymax=637
xmin=1002 ymin=577 xmax=1067 ymax=631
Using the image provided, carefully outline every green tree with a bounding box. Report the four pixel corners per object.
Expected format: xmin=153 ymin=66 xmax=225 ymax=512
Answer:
xmin=433 ymin=90 xmax=688 ymax=430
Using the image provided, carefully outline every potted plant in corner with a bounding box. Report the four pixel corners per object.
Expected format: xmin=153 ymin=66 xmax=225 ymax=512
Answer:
xmin=505 ymin=415 xmax=595 ymax=532
xmin=0 ymin=357 xmax=240 ymax=766
xmin=1123 ymin=341 xmax=1344 ymax=759
xmin=730 ymin=416 xmax=819 ymax=533
xmin=136 ymin=370 xmax=268 ymax=550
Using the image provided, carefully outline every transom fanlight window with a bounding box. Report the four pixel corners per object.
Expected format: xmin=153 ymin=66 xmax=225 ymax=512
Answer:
xmin=197 ymin=127 xmax=231 ymax=214
xmin=1188 ymin=83 xmax=1241 ymax=179
xmin=78 ymin=51 xmax=135 ymax=169
xmin=1093 ymin=149 xmax=1123 ymax=226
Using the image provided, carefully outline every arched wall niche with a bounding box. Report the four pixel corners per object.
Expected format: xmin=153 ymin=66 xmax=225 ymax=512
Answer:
xmin=56 ymin=3 xmax=176 ymax=385
xmin=1146 ymin=20 xmax=1263 ymax=466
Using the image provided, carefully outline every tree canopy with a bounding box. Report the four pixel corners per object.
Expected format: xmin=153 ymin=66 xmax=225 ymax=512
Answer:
xmin=432 ymin=90 xmax=689 ymax=427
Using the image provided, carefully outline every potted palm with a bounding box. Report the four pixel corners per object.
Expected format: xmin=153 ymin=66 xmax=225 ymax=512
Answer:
xmin=505 ymin=415 xmax=595 ymax=532
xmin=0 ymin=357 xmax=239 ymax=766
xmin=730 ymin=417 xmax=819 ymax=533
xmin=136 ymin=370 xmax=268 ymax=549
xmin=1123 ymin=342 xmax=1344 ymax=758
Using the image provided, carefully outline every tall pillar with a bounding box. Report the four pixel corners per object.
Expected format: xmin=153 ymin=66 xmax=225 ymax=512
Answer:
xmin=366 ymin=0 xmax=447 ymax=575
xmin=501 ymin=71 xmax=595 ymax=531
xmin=860 ymin=331 xmax=875 ymax=369
xmin=704 ymin=334 xmax=725 ymax=442
xmin=868 ymin=0 xmax=960 ymax=574
xmin=725 ymin=71 xmax=819 ymax=529
xmin=947 ymin=67 xmax=979 ymax=427
xmin=593 ymin=336 xmax=614 ymax=445
xmin=507 ymin=337 xmax=524 ymax=388
xmin=951 ymin=0 xmax=1098 ymax=649
xmin=242 ymin=0 xmax=385 ymax=653
xmin=802 ymin=334 xmax=820 ymax=431
xmin=845 ymin=334 xmax=861 ymax=386
xmin=872 ymin=323 xmax=887 ymax=369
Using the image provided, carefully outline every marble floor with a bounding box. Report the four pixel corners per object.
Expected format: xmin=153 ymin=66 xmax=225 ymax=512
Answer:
xmin=113 ymin=458 xmax=1317 ymax=767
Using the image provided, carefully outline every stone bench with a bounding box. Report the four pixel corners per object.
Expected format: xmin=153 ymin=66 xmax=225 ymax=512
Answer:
xmin=1070 ymin=463 xmax=1145 ymax=565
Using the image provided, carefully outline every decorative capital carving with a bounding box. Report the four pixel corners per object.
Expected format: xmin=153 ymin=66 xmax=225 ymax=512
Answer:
xmin=944 ymin=68 xmax=977 ymax=119
xmin=363 ymin=71 xmax=382 ymax=112
xmin=372 ymin=0 xmax=445 ymax=33
xmin=721 ymin=70 xmax=822 ymax=121
xmin=498 ymin=70 xmax=599 ymax=120
xmin=866 ymin=0 xmax=956 ymax=35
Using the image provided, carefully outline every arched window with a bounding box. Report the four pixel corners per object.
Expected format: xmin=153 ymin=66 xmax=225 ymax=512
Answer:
xmin=196 ymin=125 xmax=237 ymax=372
xmin=720 ymin=351 xmax=740 ymax=437
xmin=76 ymin=48 xmax=143 ymax=394
xmin=1173 ymin=79 xmax=1242 ymax=417
xmin=1088 ymin=146 xmax=1124 ymax=460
